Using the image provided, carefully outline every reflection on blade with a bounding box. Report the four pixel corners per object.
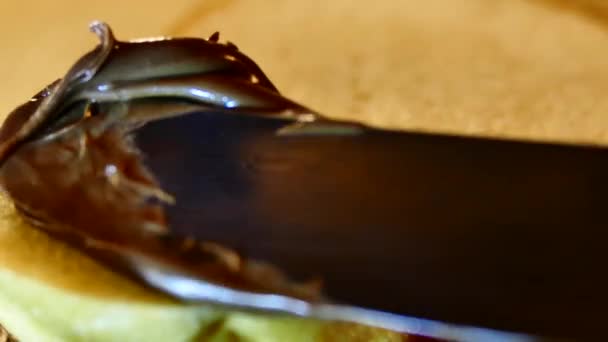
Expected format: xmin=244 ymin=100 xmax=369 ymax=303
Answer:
xmin=133 ymin=251 xmax=539 ymax=342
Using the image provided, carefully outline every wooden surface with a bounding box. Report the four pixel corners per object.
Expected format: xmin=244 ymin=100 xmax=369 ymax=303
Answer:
xmin=1 ymin=0 xmax=608 ymax=143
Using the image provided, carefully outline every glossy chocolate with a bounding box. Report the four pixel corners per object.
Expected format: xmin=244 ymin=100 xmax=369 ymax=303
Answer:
xmin=0 ymin=22 xmax=307 ymax=164
xmin=0 ymin=22 xmax=322 ymax=302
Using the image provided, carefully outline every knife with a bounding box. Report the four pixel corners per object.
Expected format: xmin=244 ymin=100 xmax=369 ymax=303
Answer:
xmin=132 ymin=108 xmax=606 ymax=342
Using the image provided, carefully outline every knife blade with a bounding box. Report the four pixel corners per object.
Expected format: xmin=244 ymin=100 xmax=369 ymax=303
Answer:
xmin=129 ymin=109 xmax=607 ymax=341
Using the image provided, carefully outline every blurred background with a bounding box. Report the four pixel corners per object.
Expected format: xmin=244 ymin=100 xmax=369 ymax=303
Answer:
xmin=1 ymin=0 xmax=608 ymax=142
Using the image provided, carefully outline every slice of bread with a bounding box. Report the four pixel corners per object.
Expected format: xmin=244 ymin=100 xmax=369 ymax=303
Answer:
xmin=0 ymin=0 xmax=607 ymax=340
